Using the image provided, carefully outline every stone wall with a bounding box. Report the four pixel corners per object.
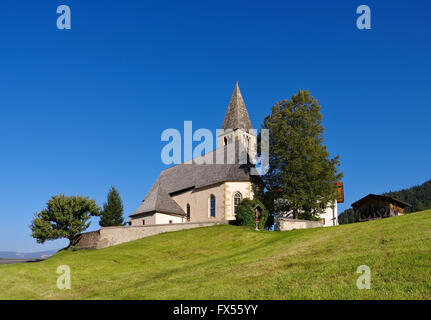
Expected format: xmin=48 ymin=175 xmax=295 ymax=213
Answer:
xmin=73 ymin=221 xmax=228 ymax=250
xmin=276 ymin=218 xmax=323 ymax=231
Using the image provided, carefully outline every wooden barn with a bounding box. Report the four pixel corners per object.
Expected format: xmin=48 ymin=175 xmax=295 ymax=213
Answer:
xmin=351 ymin=194 xmax=411 ymax=222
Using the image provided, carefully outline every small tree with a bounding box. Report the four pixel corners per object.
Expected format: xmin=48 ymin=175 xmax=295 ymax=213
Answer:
xmin=30 ymin=194 xmax=100 ymax=245
xmin=235 ymin=198 xmax=268 ymax=230
xmin=99 ymin=187 xmax=125 ymax=227
xmin=416 ymin=202 xmax=425 ymax=212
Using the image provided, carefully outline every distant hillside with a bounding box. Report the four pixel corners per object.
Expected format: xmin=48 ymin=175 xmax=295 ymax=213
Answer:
xmin=0 ymin=250 xmax=58 ymax=259
xmin=383 ymin=179 xmax=431 ymax=212
xmin=1 ymin=211 xmax=430 ymax=299
xmin=339 ymin=179 xmax=431 ymax=224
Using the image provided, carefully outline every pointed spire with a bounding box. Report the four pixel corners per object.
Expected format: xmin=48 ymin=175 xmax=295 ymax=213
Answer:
xmin=221 ymin=82 xmax=253 ymax=131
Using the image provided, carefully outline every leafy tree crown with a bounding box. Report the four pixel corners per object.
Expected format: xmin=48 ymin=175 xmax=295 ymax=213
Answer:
xmin=30 ymin=194 xmax=101 ymax=244
xmin=262 ymin=90 xmax=343 ymax=219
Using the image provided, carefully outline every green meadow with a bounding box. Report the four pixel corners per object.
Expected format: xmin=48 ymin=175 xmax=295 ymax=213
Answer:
xmin=1 ymin=210 xmax=430 ymax=300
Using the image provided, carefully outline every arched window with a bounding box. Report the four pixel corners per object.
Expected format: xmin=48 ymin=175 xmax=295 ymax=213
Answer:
xmin=209 ymin=195 xmax=216 ymax=217
xmin=224 ymin=137 xmax=228 ymax=145
xmin=186 ymin=204 xmax=191 ymax=221
xmin=233 ymin=192 xmax=242 ymax=215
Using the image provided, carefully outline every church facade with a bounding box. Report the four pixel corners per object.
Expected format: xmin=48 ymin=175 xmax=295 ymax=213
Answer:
xmin=129 ymin=83 xmax=256 ymax=226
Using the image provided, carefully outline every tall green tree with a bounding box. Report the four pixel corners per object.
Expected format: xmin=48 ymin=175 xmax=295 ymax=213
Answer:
xmin=262 ymin=90 xmax=343 ymax=219
xmin=30 ymin=194 xmax=100 ymax=245
xmin=99 ymin=187 xmax=125 ymax=227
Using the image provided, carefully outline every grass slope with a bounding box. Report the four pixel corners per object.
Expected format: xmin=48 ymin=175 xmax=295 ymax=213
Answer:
xmin=1 ymin=211 xmax=430 ymax=300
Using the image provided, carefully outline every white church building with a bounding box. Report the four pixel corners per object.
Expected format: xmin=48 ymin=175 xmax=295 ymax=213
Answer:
xmin=129 ymin=83 xmax=340 ymax=227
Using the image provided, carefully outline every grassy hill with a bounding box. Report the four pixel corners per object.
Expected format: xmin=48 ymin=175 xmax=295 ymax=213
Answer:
xmin=1 ymin=210 xmax=430 ymax=300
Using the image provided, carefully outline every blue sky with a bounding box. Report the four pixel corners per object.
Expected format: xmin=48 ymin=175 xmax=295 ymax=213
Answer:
xmin=1 ymin=0 xmax=430 ymax=252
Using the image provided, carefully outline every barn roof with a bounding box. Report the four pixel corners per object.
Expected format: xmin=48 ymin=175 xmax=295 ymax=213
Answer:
xmin=351 ymin=194 xmax=411 ymax=209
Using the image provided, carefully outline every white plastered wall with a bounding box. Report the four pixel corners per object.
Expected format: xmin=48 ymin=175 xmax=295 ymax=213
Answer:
xmin=317 ymin=202 xmax=338 ymax=226
xmin=155 ymin=212 xmax=185 ymax=224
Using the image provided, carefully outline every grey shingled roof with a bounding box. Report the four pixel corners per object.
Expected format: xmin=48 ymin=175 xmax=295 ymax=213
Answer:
xmin=153 ymin=143 xmax=252 ymax=194
xmin=221 ymin=82 xmax=253 ymax=131
xmin=131 ymin=184 xmax=186 ymax=217
xmin=130 ymin=143 xmax=253 ymax=217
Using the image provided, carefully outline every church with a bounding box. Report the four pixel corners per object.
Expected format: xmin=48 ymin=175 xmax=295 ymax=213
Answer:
xmin=129 ymin=83 xmax=339 ymax=227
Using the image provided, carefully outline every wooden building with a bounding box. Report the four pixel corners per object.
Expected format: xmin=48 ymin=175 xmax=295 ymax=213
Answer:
xmin=351 ymin=194 xmax=410 ymax=222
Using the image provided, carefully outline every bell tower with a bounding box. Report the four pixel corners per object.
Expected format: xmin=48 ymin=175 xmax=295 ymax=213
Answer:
xmin=217 ymin=82 xmax=256 ymax=158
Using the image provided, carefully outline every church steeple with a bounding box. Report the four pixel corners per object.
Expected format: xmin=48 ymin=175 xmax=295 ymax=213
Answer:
xmin=221 ymin=82 xmax=253 ymax=131
xmin=218 ymin=83 xmax=256 ymax=158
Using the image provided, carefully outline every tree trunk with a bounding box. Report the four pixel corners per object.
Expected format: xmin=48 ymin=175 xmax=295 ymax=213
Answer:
xmin=68 ymin=235 xmax=80 ymax=248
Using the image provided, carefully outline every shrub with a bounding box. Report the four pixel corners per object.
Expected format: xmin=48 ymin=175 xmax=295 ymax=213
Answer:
xmin=235 ymin=198 xmax=268 ymax=230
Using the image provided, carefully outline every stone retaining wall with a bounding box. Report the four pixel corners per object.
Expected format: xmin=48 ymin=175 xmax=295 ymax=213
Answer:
xmin=73 ymin=221 xmax=228 ymax=250
xmin=276 ymin=218 xmax=323 ymax=231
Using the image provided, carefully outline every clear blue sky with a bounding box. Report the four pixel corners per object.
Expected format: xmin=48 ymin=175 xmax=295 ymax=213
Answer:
xmin=1 ymin=0 xmax=430 ymax=252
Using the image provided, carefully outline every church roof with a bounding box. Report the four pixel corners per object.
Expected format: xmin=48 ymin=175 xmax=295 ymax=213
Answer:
xmin=130 ymin=143 xmax=253 ymax=217
xmin=153 ymin=143 xmax=252 ymax=194
xmin=154 ymin=162 xmax=251 ymax=195
xmin=221 ymin=82 xmax=253 ymax=131
xmin=130 ymin=184 xmax=186 ymax=217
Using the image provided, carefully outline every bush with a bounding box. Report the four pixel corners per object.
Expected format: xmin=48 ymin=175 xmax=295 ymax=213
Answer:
xmin=235 ymin=198 xmax=268 ymax=230
xmin=298 ymin=211 xmax=320 ymax=221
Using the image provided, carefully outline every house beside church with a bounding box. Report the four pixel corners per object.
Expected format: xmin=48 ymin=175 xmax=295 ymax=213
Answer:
xmin=129 ymin=83 xmax=340 ymax=227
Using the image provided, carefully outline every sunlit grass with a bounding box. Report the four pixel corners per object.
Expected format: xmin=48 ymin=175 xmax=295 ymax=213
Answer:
xmin=1 ymin=210 xmax=430 ymax=299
